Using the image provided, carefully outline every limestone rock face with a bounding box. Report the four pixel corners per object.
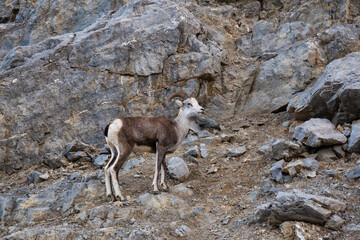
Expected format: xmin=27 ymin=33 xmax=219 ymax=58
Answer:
xmin=288 ymin=52 xmax=360 ymax=124
xmin=0 ymin=0 xmax=222 ymax=171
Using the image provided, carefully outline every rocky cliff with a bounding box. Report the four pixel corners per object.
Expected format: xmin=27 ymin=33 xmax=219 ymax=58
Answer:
xmin=1 ymin=0 xmax=360 ymax=239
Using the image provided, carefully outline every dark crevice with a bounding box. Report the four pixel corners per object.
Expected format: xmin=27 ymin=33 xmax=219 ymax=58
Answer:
xmin=271 ymin=103 xmax=288 ymax=113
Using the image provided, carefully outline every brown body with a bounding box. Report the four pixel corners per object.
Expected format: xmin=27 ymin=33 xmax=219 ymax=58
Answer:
xmin=107 ymin=117 xmax=179 ymax=154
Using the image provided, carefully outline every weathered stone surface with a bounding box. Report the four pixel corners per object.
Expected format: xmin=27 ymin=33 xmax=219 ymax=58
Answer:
xmin=346 ymin=166 xmax=360 ymax=179
xmin=283 ymin=160 xmax=303 ymax=176
xmin=320 ymin=25 xmax=360 ymax=62
xmin=280 ymin=221 xmax=325 ymax=240
xmin=324 ymin=214 xmax=345 ymax=230
xmin=243 ymin=38 xmax=326 ymax=113
xmin=225 ymin=146 xmax=247 ymax=158
xmin=268 ymin=190 xmax=346 ymax=226
xmin=316 ymin=148 xmax=338 ymax=162
xmin=302 ymin=158 xmax=320 ymax=171
xmin=138 ymin=193 xmax=186 ymax=210
xmin=175 ymin=225 xmax=191 ymax=237
xmin=348 ymin=122 xmax=360 ymax=153
xmin=94 ymin=154 xmax=108 ymax=168
xmin=288 ymin=52 xmax=360 ymax=124
xmin=270 ymin=160 xmax=285 ymax=183
xmin=258 ymin=139 xmax=304 ymax=161
xmin=0 ymin=0 xmax=222 ymax=172
xmin=172 ymin=183 xmax=194 ymax=198
xmin=123 ymin=157 xmax=145 ymax=171
xmin=293 ymin=118 xmax=347 ymax=147
xmin=237 ymin=21 xmax=314 ymax=58
xmin=199 ymin=143 xmax=209 ymax=158
xmin=253 ymin=203 xmax=271 ymax=223
xmin=183 ymin=146 xmax=200 ymax=159
xmin=167 ymin=157 xmax=190 ymax=181
xmin=26 ymin=171 xmax=41 ymax=185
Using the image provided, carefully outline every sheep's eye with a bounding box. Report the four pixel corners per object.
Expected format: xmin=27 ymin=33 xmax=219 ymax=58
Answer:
xmin=187 ymin=103 xmax=193 ymax=107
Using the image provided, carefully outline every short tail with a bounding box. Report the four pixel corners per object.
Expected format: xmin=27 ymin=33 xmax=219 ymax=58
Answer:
xmin=104 ymin=124 xmax=110 ymax=137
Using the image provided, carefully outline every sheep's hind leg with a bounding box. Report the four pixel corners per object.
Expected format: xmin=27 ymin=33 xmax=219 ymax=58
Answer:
xmin=110 ymin=145 xmax=132 ymax=201
xmin=104 ymin=143 xmax=117 ymax=200
xmin=152 ymin=143 xmax=161 ymax=193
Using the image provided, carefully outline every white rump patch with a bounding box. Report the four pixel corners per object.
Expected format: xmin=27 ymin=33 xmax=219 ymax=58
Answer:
xmin=107 ymin=119 xmax=123 ymax=146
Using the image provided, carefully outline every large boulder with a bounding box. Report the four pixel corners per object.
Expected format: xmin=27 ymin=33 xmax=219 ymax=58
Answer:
xmin=288 ymin=52 xmax=360 ymax=124
xmin=267 ymin=190 xmax=346 ymax=226
xmin=348 ymin=122 xmax=360 ymax=153
xmin=0 ymin=0 xmax=222 ymax=172
xmin=293 ymin=118 xmax=347 ymax=148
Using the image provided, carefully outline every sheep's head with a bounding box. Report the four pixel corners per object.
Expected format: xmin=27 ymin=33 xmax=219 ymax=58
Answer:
xmin=168 ymin=91 xmax=204 ymax=119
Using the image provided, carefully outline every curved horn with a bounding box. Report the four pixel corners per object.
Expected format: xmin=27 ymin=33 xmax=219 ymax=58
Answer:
xmin=167 ymin=91 xmax=190 ymax=103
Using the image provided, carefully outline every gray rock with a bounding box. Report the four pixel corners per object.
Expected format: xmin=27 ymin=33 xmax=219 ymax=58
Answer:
xmin=26 ymin=171 xmax=41 ymax=185
xmin=288 ymin=52 xmax=360 ymax=124
xmin=197 ymin=130 xmax=211 ymax=138
xmin=225 ymin=146 xmax=247 ymax=158
xmin=302 ymin=158 xmax=320 ymax=171
xmin=173 ymin=183 xmax=194 ymax=197
xmin=294 ymin=118 xmax=347 ymax=147
xmin=268 ymin=190 xmax=346 ymax=226
xmin=316 ymin=148 xmax=338 ymax=162
xmin=182 ymin=136 xmax=199 ymax=145
xmin=237 ymin=21 xmax=314 ymax=58
xmin=62 ymin=140 xmax=94 ymax=156
xmin=175 ymin=225 xmax=191 ymax=237
xmin=332 ymin=145 xmax=346 ymax=158
xmin=123 ymin=157 xmax=145 ymax=171
xmin=343 ymin=223 xmax=360 ymax=232
xmin=283 ymin=160 xmax=304 ymax=176
xmin=270 ymin=160 xmax=285 ymax=183
xmin=324 ymin=214 xmax=345 ymax=230
xmin=199 ymin=144 xmax=209 ymax=158
xmin=323 ymin=170 xmax=337 ymax=178
xmin=259 ymin=139 xmax=303 ymax=161
xmin=320 ymin=25 xmax=360 ymax=62
xmin=0 ymin=196 xmax=15 ymax=223
xmin=138 ymin=193 xmax=185 ymax=210
xmin=94 ymin=154 xmax=109 ymax=168
xmin=346 ymin=166 xmax=360 ymax=179
xmin=39 ymin=173 xmax=50 ymax=181
xmin=348 ymin=122 xmax=360 ymax=153
xmin=167 ymin=157 xmax=190 ymax=181
xmin=183 ymin=146 xmax=200 ymax=159
xmin=253 ymin=203 xmax=272 ymax=223
xmin=65 ymin=151 xmax=90 ymax=162
xmin=195 ymin=117 xmax=220 ymax=130
xmin=127 ymin=226 xmax=158 ymax=240
xmin=61 ymin=182 xmax=86 ymax=213
xmin=221 ymin=134 xmax=236 ymax=143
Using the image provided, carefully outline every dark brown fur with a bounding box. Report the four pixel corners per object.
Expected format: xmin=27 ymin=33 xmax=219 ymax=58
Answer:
xmin=118 ymin=117 xmax=179 ymax=153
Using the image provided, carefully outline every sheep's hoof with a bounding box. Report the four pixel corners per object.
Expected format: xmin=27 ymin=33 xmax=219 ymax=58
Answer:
xmin=115 ymin=195 xmax=126 ymax=202
xmin=107 ymin=194 xmax=115 ymax=202
xmin=151 ymin=190 xmax=161 ymax=195
xmin=160 ymin=184 xmax=169 ymax=192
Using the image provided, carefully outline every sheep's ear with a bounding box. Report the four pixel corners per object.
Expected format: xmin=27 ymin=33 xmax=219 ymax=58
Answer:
xmin=175 ymin=100 xmax=183 ymax=107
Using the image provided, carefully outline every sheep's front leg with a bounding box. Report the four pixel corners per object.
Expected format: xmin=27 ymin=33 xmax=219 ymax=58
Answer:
xmin=160 ymin=163 xmax=168 ymax=191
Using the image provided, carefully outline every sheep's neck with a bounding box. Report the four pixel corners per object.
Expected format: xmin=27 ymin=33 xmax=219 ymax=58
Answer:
xmin=174 ymin=112 xmax=191 ymax=143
